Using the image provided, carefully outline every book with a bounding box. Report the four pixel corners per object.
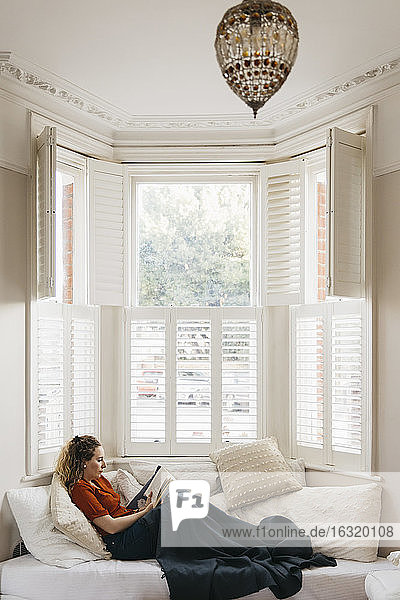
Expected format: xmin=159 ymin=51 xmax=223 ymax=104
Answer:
xmin=127 ymin=466 xmax=175 ymax=511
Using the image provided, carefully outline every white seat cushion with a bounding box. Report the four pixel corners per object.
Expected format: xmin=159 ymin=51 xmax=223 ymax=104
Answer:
xmin=366 ymin=569 xmax=400 ymax=600
xmin=0 ymin=554 xmax=394 ymax=600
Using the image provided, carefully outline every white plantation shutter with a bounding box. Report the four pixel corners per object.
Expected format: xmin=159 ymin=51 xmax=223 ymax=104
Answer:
xmin=291 ymin=300 xmax=367 ymax=470
xmin=70 ymin=307 xmax=99 ymax=436
xmin=222 ymin=319 xmax=258 ymax=442
xmin=37 ymin=303 xmax=64 ymax=462
xmin=326 ymin=127 xmax=365 ymax=298
xmin=176 ymin=318 xmax=212 ymax=446
xmin=33 ymin=303 xmax=99 ymax=471
xmin=36 ymin=126 xmax=56 ymax=299
xmin=265 ymin=159 xmax=305 ymax=306
xmin=331 ymin=301 xmax=366 ymax=470
xmin=128 ymin=312 xmax=168 ymax=453
xmin=88 ymin=159 xmax=127 ymax=306
xmin=125 ymin=307 xmax=263 ymax=455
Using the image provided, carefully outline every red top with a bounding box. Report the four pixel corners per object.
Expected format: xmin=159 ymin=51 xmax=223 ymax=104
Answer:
xmin=71 ymin=475 xmax=135 ymax=537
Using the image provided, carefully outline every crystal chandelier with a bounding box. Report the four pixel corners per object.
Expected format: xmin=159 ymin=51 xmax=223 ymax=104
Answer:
xmin=215 ymin=1 xmax=299 ymax=119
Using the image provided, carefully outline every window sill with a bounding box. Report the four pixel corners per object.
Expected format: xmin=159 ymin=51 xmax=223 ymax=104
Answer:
xmin=305 ymin=463 xmax=382 ymax=482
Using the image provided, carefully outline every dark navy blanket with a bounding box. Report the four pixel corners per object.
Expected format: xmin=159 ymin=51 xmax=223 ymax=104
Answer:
xmin=156 ymin=501 xmax=337 ymax=600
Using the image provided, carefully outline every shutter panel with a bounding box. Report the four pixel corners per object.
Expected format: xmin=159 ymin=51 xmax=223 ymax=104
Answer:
xmin=291 ymin=301 xmax=366 ymax=470
xmin=326 ymin=127 xmax=365 ymax=298
xmin=331 ymin=301 xmax=365 ymax=470
xmin=265 ymin=159 xmax=305 ymax=306
xmin=36 ymin=126 xmax=56 ymax=299
xmin=222 ymin=319 xmax=257 ymax=442
xmin=37 ymin=303 xmax=64 ymax=454
xmin=88 ymin=159 xmax=126 ymax=306
xmin=176 ymin=319 xmax=212 ymax=445
xmin=291 ymin=305 xmax=325 ymax=464
xmin=129 ymin=315 xmax=167 ymax=446
xmin=70 ymin=306 xmax=99 ymax=436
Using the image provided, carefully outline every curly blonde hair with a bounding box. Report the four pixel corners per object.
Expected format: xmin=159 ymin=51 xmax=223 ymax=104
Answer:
xmin=55 ymin=435 xmax=101 ymax=494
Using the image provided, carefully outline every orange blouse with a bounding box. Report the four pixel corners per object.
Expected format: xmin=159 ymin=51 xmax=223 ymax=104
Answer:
xmin=71 ymin=475 xmax=135 ymax=537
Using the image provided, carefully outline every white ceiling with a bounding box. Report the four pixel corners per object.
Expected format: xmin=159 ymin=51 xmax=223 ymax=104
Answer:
xmin=2 ymin=0 xmax=400 ymax=120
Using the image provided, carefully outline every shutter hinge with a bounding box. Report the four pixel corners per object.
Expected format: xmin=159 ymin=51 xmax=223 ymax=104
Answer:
xmin=48 ymin=276 xmax=54 ymax=289
xmin=327 ymin=133 xmax=333 ymax=148
xmin=326 ymin=275 xmax=331 ymax=289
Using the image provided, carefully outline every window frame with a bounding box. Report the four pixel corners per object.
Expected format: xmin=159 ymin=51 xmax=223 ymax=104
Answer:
xmin=126 ymin=163 xmax=266 ymax=308
xmin=124 ymin=163 xmax=267 ymax=455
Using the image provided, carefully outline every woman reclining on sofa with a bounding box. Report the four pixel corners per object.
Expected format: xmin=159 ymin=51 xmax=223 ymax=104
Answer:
xmin=55 ymin=435 xmax=336 ymax=600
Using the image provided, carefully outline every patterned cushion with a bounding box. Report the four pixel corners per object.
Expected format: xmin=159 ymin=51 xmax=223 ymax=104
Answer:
xmin=209 ymin=437 xmax=302 ymax=510
xmin=50 ymin=473 xmax=111 ymax=559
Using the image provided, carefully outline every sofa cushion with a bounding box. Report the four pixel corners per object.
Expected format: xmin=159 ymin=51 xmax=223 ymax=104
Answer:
xmin=129 ymin=459 xmax=221 ymax=495
xmin=7 ymin=486 xmax=101 ymax=568
xmin=210 ymin=437 xmax=302 ymax=510
xmin=50 ymin=473 xmax=111 ymax=559
xmin=211 ymin=483 xmax=382 ymax=562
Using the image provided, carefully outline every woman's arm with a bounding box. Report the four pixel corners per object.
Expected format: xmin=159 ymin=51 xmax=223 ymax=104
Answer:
xmin=94 ymin=503 xmax=153 ymax=534
xmin=94 ymin=497 xmax=154 ymax=535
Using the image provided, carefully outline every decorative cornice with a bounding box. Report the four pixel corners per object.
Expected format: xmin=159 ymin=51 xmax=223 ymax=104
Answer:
xmin=1 ymin=51 xmax=400 ymax=132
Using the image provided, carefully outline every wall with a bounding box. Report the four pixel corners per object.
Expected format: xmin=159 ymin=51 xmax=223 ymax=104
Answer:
xmin=0 ymin=166 xmax=28 ymax=560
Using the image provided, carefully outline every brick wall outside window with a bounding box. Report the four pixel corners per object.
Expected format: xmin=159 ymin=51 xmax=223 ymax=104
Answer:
xmin=62 ymin=183 xmax=73 ymax=304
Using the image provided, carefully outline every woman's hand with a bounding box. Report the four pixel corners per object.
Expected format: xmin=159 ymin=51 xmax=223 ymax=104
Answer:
xmin=144 ymin=491 xmax=153 ymax=509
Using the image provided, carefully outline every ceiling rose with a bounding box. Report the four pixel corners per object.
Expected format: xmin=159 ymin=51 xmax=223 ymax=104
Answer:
xmin=215 ymin=0 xmax=299 ymax=119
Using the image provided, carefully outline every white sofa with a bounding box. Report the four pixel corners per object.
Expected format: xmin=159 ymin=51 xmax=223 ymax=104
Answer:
xmin=0 ymin=458 xmax=396 ymax=600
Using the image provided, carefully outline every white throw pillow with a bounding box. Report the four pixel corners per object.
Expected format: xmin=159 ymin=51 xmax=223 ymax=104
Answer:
xmin=7 ymin=485 xmax=102 ymax=568
xmin=114 ymin=469 xmax=142 ymax=506
xmin=129 ymin=459 xmax=221 ymax=495
xmin=210 ymin=438 xmax=302 ymax=510
xmin=231 ymin=483 xmax=382 ymax=562
xmin=50 ymin=474 xmax=111 ymax=559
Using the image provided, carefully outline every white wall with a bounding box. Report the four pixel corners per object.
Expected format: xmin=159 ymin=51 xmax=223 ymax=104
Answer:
xmin=0 ymin=166 xmax=28 ymax=560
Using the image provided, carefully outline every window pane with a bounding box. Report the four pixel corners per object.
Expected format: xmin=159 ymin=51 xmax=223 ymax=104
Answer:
xmin=222 ymin=320 xmax=257 ymax=442
xmin=137 ymin=183 xmax=251 ymax=306
xmin=176 ymin=320 xmax=211 ymax=443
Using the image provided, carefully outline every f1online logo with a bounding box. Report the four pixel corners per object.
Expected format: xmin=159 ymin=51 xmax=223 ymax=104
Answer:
xmin=169 ymin=480 xmax=210 ymax=531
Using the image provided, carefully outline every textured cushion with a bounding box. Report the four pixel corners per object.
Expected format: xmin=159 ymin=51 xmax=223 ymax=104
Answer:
xmin=387 ymin=551 xmax=400 ymax=566
xmin=212 ymin=483 xmax=382 ymax=562
xmin=7 ymin=485 xmax=101 ymax=568
xmin=129 ymin=459 xmax=221 ymax=495
xmin=50 ymin=474 xmax=111 ymax=559
xmin=114 ymin=469 xmax=143 ymax=506
xmin=365 ymin=569 xmax=400 ymax=599
xmin=209 ymin=437 xmax=302 ymax=510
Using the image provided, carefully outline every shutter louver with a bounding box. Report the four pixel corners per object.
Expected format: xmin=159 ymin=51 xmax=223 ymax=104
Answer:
xmin=222 ymin=320 xmax=257 ymax=442
xmin=266 ymin=159 xmax=305 ymax=306
xmin=37 ymin=306 xmax=64 ymax=452
xmin=36 ymin=126 xmax=56 ymax=299
xmin=89 ymin=160 xmax=126 ymax=306
xmin=130 ymin=319 xmax=166 ymax=443
xmin=294 ymin=313 xmax=324 ymax=449
xmin=71 ymin=307 xmax=99 ymax=436
xmin=327 ymin=127 xmax=365 ymax=298
xmin=176 ymin=320 xmax=211 ymax=444
xmin=331 ymin=311 xmax=363 ymax=454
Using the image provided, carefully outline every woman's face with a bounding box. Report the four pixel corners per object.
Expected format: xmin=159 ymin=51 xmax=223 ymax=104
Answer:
xmin=82 ymin=445 xmax=106 ymax=481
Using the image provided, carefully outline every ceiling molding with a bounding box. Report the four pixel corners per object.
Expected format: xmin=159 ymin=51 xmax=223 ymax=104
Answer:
xmin=1 ymin=51 xmax=400 ymax=134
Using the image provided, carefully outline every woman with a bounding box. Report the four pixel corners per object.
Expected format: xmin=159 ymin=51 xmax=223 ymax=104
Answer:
xmin=56 ymin=435 xmax=336 ymax=600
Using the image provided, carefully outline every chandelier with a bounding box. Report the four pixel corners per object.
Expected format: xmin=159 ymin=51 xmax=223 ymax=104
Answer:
xmin=215 ymin=1 xmax=299 ymax=119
